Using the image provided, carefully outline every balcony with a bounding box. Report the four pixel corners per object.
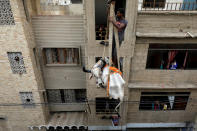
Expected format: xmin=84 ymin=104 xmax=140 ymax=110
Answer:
xmin=138 ymin=0 xmax=197 ymax=11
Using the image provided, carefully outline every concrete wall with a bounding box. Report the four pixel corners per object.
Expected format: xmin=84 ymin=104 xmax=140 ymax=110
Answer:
xmin=0 ymin=0 xmax=47 ymax=131
xmin=136 ymin=13 xmax=197 ymax=37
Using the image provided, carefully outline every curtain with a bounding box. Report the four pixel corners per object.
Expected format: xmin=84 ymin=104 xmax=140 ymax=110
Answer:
xmin=166 ymin=51 xmax=178 ymax=69
xmin=183 ymin=51 xmax=188 ymax=68
xmin=45 ymin=49 xmax=53 ymax=64
xmin=182 ymin=0 xmax=197 ymax=10
xmin=59 ymin=49 xmax=65 ymax=64
xmin=74 ymin=48 xmax=79 ymax=64
xmin=51 ymin=48 xmax=59 ymax=63
xmin=66 ymin=48 xmax=73 ymax=64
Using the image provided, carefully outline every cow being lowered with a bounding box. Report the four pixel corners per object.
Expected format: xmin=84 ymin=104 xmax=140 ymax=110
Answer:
xmin=83 ymin=57 xmax=125 ymax=101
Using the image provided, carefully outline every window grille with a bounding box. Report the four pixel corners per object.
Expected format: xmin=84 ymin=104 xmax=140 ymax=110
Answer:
xmin=47 ymin=89 xmax=86 ymax=103
xmin=7 ymin=52 xmax=26 ymax=74
xmin=19 ymin=92 xmax=35 ymax=108
xmin=143 ymin=0 xmax=166 ymax=8
xmin=0 ymin=0 xmax=15 ymax=25
xmin=96 ymin=98 xmax=120 ymax=114
xmin=139 ymin=92 xmax=190 ymax=111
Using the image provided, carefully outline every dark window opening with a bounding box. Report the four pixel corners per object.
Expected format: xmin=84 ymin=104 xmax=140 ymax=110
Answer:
xmin=95 ymin=0 xmax=126 ymax=40
xmin=146 ymin=44 xmax=197 ymax=70
xmin=139 ymin=92 xmax=190 ymax=111
xmin=119 ymin=57 xmax=123 ymax=72
xmin=71 ymin=0 xmax=82 ymax=4
xmin=47 ymin=89 xmax=86 ymax=103
xmin=96 ymin=98 xmax=120 ymax=114
xmin=43 ymin=48 xmax=80 ymax=65
xmin=143 ymin=0 xmax=166 ymax=8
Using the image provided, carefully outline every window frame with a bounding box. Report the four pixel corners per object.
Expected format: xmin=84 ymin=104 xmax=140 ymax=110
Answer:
xmin=46 ymin=89 xmax=86 ymax=103
xmin=42 ymin=46 xmax=81 ymax=67
xmin=143 ymin=0 xmax=166 ymax=9
xmin=146 ymin=44 xmax=197 ymax=70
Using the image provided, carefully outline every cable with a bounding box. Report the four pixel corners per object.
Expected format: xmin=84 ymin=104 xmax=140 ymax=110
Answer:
xmin=0 ymin=99 xmax=194 ymax=107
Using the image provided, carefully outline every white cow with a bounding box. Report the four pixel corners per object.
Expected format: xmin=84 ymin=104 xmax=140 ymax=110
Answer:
xmin=83 ymin=57 xmax=125 ymax=101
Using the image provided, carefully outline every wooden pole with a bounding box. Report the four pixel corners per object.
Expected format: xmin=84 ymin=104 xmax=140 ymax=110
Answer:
xmin=114 ymin=24 xmax=120 ymax=69
xmin=108 ymin=2 xmax=115 ymax=67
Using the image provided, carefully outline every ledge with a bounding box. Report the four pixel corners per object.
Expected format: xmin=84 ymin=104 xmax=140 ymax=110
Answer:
xmin=45 ymin=64 xmax=80 ymax=67
xmin=136 ymin=32 xmax=197 ymax=38
xmin=128 ymin=82 xmax=197 ymax=89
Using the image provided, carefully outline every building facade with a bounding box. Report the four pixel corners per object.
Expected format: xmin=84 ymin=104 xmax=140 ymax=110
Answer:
xmin=0 ymin=0 xmax=197 ymax=131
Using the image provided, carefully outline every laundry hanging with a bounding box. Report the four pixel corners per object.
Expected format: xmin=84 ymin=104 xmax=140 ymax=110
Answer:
xmin=168 ymin=96 xmax=175 ymax=109
xmin=182 ymin=0 xmax=197 ymax=10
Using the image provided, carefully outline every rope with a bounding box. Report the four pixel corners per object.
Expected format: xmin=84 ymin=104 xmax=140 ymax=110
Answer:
xmin=102 ymin=43 xmax=106 ymax=58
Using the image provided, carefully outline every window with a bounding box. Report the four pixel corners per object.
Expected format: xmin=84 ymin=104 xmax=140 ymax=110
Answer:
xmin=146 ymin=44 xmax=197 ymax=70
xmin=71 ymin=0 xmax=82 ymax=4
xmin=43 ymin=48 xmax=80 ymax=65
xmin=143 ymin=0 xmax=165 ymax=8
xmin=7 ymin=52 xmax=26 ymax=74
xmin=95 ymin=0 xmax=126 ymax=40
xmin=19 ymin=92 xmax=35 ymax=108
xmin=47 ymin=89 xmax=86 ymax=103
xmin=95 ymin=0 xmax=108 ymax=40
xmin=0 ymin=0 xmax=15 ymax=25
xmin=96 ymin=98 xmax=120 ymax=114
xmin=139 ymin=92 xmax=190 ymax=111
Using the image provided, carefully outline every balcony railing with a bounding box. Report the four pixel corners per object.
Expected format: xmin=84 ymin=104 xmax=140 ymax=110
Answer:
xmin=138 ymin=2 xmax=197 ymax=11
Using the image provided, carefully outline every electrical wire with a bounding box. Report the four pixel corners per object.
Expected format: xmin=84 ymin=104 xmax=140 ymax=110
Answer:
xmin=0 ymin=99 xmax=194 ymax=107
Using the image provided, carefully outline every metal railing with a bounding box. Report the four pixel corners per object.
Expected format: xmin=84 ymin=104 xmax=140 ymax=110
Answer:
xmin=138 ymin=2 xmax=197 ymax=11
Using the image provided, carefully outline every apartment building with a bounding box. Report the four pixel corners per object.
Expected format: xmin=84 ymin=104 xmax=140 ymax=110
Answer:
xmin=0 ymin=0 xmax=197 ymax=131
